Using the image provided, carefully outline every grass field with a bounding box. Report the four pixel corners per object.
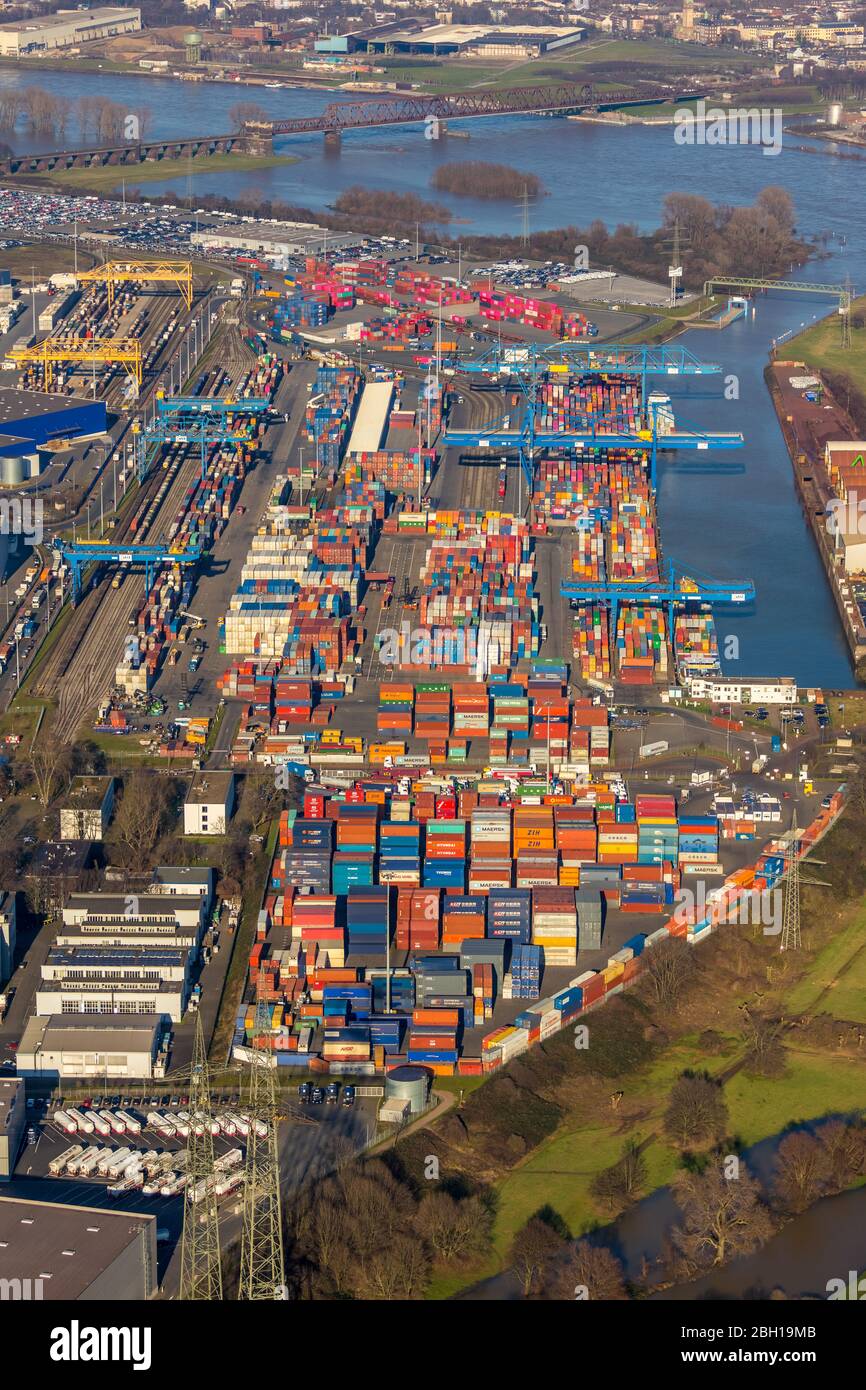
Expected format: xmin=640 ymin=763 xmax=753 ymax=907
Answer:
xmin=785 ymin=294 xmax=866 ymax=397
xmin=46 ymin=152 xmax=297 ymax=193
xmin=785 ymin=901 xmax=866 ymax=1017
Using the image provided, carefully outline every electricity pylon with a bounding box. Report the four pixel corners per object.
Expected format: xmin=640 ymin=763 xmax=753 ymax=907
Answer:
xmin=238 ymin=997 xmax=286 ymax=1301
xmin=179 ymin=1011 xmax=224 ymax=1300
xmin=780 ymin=808 xmax=801 ymax=953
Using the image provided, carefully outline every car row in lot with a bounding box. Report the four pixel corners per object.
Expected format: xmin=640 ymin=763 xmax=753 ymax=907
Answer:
xmin=298 ymin=1082 xmax=355 ymax=1108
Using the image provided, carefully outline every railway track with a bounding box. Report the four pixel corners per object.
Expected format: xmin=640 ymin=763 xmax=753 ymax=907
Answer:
xmin=35 ymin=353 xmax=250 ymax=742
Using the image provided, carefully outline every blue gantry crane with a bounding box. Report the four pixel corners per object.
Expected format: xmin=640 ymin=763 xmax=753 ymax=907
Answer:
xmin=133 ymin=395 xmax=272 ymax=481
xmin=53 ymin=538 xmax=202 ymax=603
xmin=445 ymin=396 xmax=744 ymax=491
xmin=561 ymin=557 xmax=755 ymax=640
xmin=446 ymin=342 xmax=724 ymax=399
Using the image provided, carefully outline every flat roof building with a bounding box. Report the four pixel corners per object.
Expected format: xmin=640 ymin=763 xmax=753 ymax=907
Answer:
xmin=0 ymin=8 xmax=141 ymax=57
xmin=16 ymin=1013 xmax=164 ymax=1080
xmin=0 ymin=1077 xmax=25 ymax=1181
xmin=315 ymin=21 xmax=585 ymax=57
xmin=184 ymin=770 xmax=236 ymax=836
xmin=59 ymin=776 xmax=115 ymax=842
xmin=0 ymin=890 xmax=15 ymax=988
xmin=191 ymin=223 xmax=360 ymax=259
xmin=0 ymin=1196 xmax=157 ymax=1299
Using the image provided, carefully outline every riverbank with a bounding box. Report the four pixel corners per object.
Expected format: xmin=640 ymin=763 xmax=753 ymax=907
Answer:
xmin=11 ymin=151 xmax=299 ymax=194
xmin=418 ymin=796 xmax=866 ymax=1299
xmin=766 ymin=305 xmax=866 ymax=674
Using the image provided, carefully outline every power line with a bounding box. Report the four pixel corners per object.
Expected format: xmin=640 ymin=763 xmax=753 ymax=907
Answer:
xmin=179 ymin=1011 xmax=223 ymax=1300
xmin=780 ymin=807 xmax=801 ymax=952
xmin=238 ymin=996 xmax=286 ymax=1301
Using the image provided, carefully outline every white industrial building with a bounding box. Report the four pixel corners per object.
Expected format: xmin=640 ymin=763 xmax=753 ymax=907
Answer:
xmin=35 ymin=974 xmax=185 ymax=1022
xmin=0 ymin=1078 xmax=25 ymax=1182
xmin=191 ymin=223 xmax=359 ymax=260
xmin=59 ymin=776 xmax=115 ymax=842
xmin=184 ymin=770 xmax=236 ymax=836
xmin=0 ymin=7 xmax=141 ymax=56
xmin=16 ymin=1014 xmax=164 ymax=1081
xmin=0 ymin=891 xmax=15 ymax=988
xmin=685 ymin=675 xmax=798 ymax=705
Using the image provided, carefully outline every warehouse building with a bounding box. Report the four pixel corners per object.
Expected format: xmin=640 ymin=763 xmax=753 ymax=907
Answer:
xmin=0 ymin=891 xmax=15 ymax=988
xmin=150 ymin=864 xmax=214 ymax=903
xmin=0 ymin=8 xmax=141 ymax=56
xmin=0 ymin=1078 xmax=25 ymax=1182
xmin=16 ymin=1013 xmax=164 ymax=1081
xmin=183 ymin=770 xmax=236 ymax=836
xmin=35 ymin=973 xmax=185 ymax=1021
xmin=191 ymin=223 xmax=359 ymax=259
xmin=0 ymin=1197 xmax=157 ymax=1299
xmin=59 ymin=776 xmax=115 ymax=842
xmin=61 ymin=889 xmax=207 ymax=941
xmin=315 ymin=21 xmax=585 ymax=57
xmin=0 ymin=390 xmax=106 ymax=485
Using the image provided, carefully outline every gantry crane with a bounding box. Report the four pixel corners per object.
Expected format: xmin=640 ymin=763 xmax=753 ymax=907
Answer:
xmin=134 ymin=394 xmax=271 ymax=480
xmin=561 ymin=556 xmax=755 ymax=641
xmin=77 ymin=259 xmax=194 ymax=310
xmin=6 ymin=335 xmax=142 ymax=389
xmin=445 ymin=393 xmax=744 ymax=491
xmin=52 ymin=537 xmax=201 ymax=602
xmin=447 ymin=342 xmax=724 ymax=400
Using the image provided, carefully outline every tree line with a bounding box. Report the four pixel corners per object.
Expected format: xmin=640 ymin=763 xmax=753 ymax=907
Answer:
xmin=431 ymin=161 xmax=544 ymax=202
xmin=0 ymin=87 xmax=152 ymax=142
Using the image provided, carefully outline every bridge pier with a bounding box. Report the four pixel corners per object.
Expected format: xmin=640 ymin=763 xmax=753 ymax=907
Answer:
xmin=323 ymin=128 xmax=341 ymax=151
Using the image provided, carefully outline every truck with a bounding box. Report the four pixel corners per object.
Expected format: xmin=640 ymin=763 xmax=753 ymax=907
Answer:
xmin=214 ymin=1147 xmax=243 ymax=1174
xmin=67 ymin=1108 xmax=94 ymax=1135
xmin=639 ymin=740 xmax=669 ymax=759
xmin=214 ymin=1171 xmax=244 ymax=1199
xmin=49 ymin=1143 xmax=84 ymax=1176
xmin=53 ymin=1110 xmax=78 ymax=1136
xmin=106 ymin=1149 xmax=136 ymax=1179
xmin=88 ymin=1112 xmax=112 ymax=1138
xmin=104 ymin=1112 xmax=126 ymax=1136
xmin=116 ymin=1110 xmax=141 ymax=1135
xmin=76 ymin=1147 xmax=105 ymax=1177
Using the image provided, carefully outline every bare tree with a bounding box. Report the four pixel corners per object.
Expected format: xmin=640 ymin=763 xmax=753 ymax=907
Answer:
xmin=817 ymin=1118 xmax=866 ymax=1192
xmin=416 ymin=1190 xmax=491 ymax=1264
xmin=229 ymin=101 xmax=269 ymax=130
xmin=546 ymin=1240 xmax=627 ymax=1300
xmin=642 ymin=936 xmax=696 ymax=1012
xmin=670 ymin=1164 xmax=775 ymax=1274
xmin=243 ymin=768 xmax=286 ymax=833
xmin=771 ymin=1132 xmax=829 ymax=1214
xmin=511 ymin=1215 xmax=566 ymax=1297
xmin=664 ymin=1073 xmax=728 ymax=1150
xmin=28 ymin=741 xmax=68 ymax=807
xmin=109 ymin=770 xmax=173 ymax=868
xmin=741 ymin=1008 xmax=786 ymax=1078
xmin=591 ymin=1139 xmax=648 ymax=1210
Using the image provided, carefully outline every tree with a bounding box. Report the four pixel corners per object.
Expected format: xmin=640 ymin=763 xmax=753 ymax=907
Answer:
xmin=109 ymin=770 xmax=173 ymax=869
xmin=591 ymin=1139 xmax=648 ymax=1210
xmin=546 ymin=1240 xmax=627 ymax=1300
xmin=817 ymin=1118 xmax=866 ymax=1192
xmin=757 ymin=185 xmax=795 ymax=236
xmin=511 ymin=1215 xmax=566 ymax=1297
xmin=642 ymin=936 xmax=696 ymax=1011
xmin=670 ymin=1163 xmax=775 ymax=1273
xmin=662 ymin=192 xmax=717 ymax=251
xmin=664 ymin=1073 xmax=728 ymax=1150
xmin=243 ymin=769 xmax=286 ymax=833
xmin=416 ymin=1190 xmax=491 ymax=1264
xmin=771 ymin=1131 xmax=829 ymax=1214
xmin=741 ymin=1008 xmax=786 ymax=1078
xmin=28 ymin=741 xmax=70 ymax=807
xmin=229 ymin=101 xmax=269 ymax=130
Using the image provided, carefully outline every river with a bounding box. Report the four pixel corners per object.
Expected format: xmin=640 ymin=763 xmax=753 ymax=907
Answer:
xmin=1 ymin=68 xmax=864 ymax=684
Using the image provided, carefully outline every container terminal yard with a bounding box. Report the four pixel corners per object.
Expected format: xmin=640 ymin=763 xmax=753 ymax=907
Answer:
xmin=0 ymin=204 xmax=860 ymax=1318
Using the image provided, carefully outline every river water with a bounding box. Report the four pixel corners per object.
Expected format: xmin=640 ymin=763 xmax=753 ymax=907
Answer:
xmin=1 ymin=68 xmax=864 ymax=684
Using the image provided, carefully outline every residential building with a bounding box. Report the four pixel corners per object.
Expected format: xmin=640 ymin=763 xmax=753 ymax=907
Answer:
xmin=59 ymin=776 xmax=115 ymax=842
xmin=183 ymin=770 xmax=236 ymax=836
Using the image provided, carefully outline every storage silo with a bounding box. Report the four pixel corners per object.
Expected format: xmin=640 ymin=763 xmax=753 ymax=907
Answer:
xmin=0 ymin=455 xmax=25 ymax=486
xmin=828 ymin=103 xmax=844 ymax=127
xmin=385 ymin=1065 xmax=430 ymax=1115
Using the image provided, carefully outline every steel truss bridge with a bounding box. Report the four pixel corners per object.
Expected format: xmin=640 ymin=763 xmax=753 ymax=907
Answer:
xmin=0 ymin=82 xmax=704 ymax=175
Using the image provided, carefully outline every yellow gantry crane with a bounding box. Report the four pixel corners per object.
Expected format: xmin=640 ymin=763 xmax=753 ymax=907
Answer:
xmin=77 ymin=259 xmax=194 ymax=310
xmin=7 ymin=335 xmax=143 ymax=388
